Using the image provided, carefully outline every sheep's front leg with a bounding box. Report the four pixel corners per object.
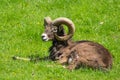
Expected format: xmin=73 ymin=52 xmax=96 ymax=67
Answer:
xmin=66 ymin=50 xmax=80 ymax=70
xmin=66 ymin=58 xmax=79 ymax=70
xmin=67 ymin=64 xmax=77 ymax=70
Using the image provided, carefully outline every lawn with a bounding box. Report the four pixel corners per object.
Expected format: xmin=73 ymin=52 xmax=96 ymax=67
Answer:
xmin=0 ymin=0 xmax=120 ymax=80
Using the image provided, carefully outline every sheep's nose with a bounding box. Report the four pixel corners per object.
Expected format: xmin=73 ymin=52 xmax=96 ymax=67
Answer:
xmin=41 ymin=33 xmax=46 ymax=38
xmin=41 ymin=33 xmax=49 ymax=41
xmin=41 ymin=35 xmax=45 ymax=38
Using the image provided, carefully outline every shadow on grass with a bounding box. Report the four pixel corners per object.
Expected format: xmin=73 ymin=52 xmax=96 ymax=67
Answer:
xmin=12 ymin=54 xmax=50 ymax=63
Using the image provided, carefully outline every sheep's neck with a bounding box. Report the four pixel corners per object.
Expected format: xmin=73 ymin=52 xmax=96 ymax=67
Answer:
xmin=49 ymin=39 xmax=73 ymax=60
xmin=53 ymin=40 xmax=67 ymax=46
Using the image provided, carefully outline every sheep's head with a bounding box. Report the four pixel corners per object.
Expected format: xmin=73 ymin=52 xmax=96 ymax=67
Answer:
xmin=41 ymin=17 xmax=75 ymax=41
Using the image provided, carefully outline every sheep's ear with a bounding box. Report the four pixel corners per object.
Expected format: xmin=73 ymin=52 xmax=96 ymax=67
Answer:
xmin=44 ymin=17 xmax=52 ymax=26
xmin=58 ymin=25 xmax=64 ymax=32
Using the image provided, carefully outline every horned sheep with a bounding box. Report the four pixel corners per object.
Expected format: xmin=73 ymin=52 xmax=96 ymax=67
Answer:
xmin=41 ymin=17 xmax=113 ymax=70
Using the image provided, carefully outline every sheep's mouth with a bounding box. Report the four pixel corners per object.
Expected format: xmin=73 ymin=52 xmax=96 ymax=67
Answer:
xmin=42 ymin=38 xmax=48 ymax=41
xmin=42 ymin=37 xmax=49 ymax=41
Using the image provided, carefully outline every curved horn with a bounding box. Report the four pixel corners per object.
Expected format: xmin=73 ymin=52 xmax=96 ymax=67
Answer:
xmin=52 ymin=17 xmax=75 ymax=41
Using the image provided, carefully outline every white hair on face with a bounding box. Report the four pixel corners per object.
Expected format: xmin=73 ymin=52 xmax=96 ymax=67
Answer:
xmin=41 ymin=33 xmax=49 ymax=41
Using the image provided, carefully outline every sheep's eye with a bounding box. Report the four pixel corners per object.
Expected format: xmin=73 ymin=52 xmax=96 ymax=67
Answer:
xmin=52 ymin=27 xmax=57 ymax=32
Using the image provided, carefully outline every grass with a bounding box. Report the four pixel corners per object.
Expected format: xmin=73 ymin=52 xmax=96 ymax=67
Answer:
xmin=0 ymin=0 xmax=120 ymax=80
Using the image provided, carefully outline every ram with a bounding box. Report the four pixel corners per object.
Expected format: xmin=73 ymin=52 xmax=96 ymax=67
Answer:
xmin=41 ymin=17 xmax=113 ymax=70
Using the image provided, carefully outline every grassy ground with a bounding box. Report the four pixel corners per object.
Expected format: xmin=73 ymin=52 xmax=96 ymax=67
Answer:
xmin=0 ymin=0 xmax=120 ymax=80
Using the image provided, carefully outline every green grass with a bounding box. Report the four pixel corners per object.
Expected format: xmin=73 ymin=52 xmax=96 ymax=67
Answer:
xmin=0 ymin=0 xmax=120 ymax=80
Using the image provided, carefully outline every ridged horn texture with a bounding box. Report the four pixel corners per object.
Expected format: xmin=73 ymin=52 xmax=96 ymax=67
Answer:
xmin=52 ymin=17 xmax=75 ymax=41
